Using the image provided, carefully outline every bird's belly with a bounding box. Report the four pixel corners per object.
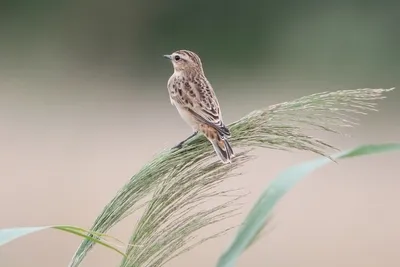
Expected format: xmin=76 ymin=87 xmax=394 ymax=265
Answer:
xmin=174 ymin=104 xmax=199 ymax=131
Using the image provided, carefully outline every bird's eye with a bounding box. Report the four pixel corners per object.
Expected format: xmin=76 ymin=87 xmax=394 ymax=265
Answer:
xmin=174 ymin=55 xmax=181 ymax=61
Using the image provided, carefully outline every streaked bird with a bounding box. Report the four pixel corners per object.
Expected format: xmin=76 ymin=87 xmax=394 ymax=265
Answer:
xmin=164 ymin=49 xmax=234 ymax=163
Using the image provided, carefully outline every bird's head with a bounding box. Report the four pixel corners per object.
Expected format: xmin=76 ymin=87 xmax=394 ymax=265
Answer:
xmin=163 ymin=50 xmax=203 ymax=72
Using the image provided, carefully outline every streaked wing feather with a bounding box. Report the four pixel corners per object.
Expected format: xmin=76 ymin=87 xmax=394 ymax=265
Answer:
xmin=170 ymin=78 xmax=230 ymax=137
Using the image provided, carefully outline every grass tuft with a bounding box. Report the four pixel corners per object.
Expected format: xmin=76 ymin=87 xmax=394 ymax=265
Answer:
xmin=68 ymin=87 xmax=394 ymax=267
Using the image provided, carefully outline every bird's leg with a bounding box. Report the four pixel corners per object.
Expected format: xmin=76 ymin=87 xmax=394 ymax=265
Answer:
xmin=172 ymin=131 xmax=198 ymax=150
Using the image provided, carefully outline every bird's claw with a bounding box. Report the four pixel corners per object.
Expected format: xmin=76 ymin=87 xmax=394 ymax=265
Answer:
xmin=171 ymin=142 xmax=184 ymax=150
xmin=171 ymin=131 xmax=198 ymax=151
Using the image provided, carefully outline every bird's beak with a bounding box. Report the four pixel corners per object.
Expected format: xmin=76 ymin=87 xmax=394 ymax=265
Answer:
xmin=163 ymin=54 xmax=172 ymax=60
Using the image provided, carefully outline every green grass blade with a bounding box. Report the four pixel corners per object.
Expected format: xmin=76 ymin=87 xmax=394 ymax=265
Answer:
xmin=0 ymin=226 xmax=48 ymax=246
xmin=0 ymin=225 xmax=127 ymax=257
xmin=53 ymin=226 xmax=127 ymax=257
xmin=217 ymin=143 xmax=400 ymax=267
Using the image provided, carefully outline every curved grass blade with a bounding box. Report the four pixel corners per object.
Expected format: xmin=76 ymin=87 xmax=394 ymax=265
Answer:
xmin=217 ymin=143 xmax=400 ymax=267
xmin=0 ymin=225 xmax=127 ymax=258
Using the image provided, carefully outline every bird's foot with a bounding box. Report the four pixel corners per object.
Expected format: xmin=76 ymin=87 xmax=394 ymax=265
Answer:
xmin=172 ymin=141 xmax=184 ymax=150
xmin=171 ymin=131 xmax=198 ymax=151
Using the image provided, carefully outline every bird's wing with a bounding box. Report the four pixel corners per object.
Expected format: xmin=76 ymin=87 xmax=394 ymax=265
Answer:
xmin=171 ymin=79 xmax=230 ymax=137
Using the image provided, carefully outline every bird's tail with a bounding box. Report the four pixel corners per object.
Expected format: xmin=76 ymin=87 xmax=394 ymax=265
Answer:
xmin=200 ymin=123 xmax=234 ymax=163
xmin=211 ymin=136 xmax=234 ymax=163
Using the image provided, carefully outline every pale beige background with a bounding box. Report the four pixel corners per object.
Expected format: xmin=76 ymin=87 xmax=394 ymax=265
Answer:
xmin=0 ymin=66 xmax=399 ymax=267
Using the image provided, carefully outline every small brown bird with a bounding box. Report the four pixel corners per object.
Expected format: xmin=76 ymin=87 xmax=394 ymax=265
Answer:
xmin=164 ymin=49 xmax=234 ymax=163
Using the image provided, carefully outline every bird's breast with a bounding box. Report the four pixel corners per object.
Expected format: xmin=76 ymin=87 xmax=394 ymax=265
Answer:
xmin=174 ymin=104 xmax=199 ymax=129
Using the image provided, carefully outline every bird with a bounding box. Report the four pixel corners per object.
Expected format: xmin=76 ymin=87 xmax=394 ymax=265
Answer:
xmin=163 ymin=49 xmax=234 ymax=164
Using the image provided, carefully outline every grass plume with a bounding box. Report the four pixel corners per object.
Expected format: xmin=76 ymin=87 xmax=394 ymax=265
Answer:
xmin=68 ymin=88 xmax=394 ymax=267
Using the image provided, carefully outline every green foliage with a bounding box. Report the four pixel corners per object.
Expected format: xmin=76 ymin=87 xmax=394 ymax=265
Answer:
xmin=217 ymin=143 xmax=400 ymax=267
xmin=0 ymin=225 xmax=127 ymax=257
xmin=67 ymin=88 xmax=394 ymax=267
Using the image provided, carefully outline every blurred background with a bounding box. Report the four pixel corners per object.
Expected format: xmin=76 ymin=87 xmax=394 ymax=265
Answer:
xmin=1 ymin=0 xmax=399 ymax=266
